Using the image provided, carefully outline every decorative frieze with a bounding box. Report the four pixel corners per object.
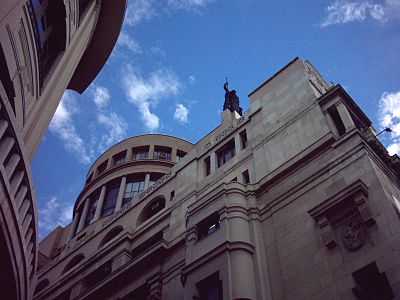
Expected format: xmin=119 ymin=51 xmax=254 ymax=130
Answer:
xmin=139 ymin=172 xmax=172 ymax=200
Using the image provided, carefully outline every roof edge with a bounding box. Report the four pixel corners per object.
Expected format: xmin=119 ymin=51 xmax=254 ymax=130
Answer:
xmin=67 ymin=0 xmax=127 ymax=93
xmin=248 ymin=56 xmax=300 ymax=97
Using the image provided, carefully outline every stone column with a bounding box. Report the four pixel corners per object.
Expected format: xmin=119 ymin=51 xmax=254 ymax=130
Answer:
xmin=234 ymin=134 xmax=241 ymax=154
xmin=77 ymin=198 xmax=90 ymax=233
xmin=106 ymin=157 xmax=112 ymax=169
xmin=115 ymin=176 xmax=127 ymax=211
xmin=171 ymin=147 xmax=177 ymax=162
xmin=66 ymin=211 xmax=81 ymax=243
xmin=226 ymin=193 xmax=256 ymax=300
xmin=126 ymin=148 xmax=132 ymax=162
xmin=149 ymin=144 xmax=155 ymax=158
xmin=210 ymin=152 xmax=217 ymax=173
xmin=144 ymin=173 xmax=151 ymax=189
xmin=230 ymin=249 xmax=257 ymax=300
xmin=336 ymin=102 xmax=355 ymax=131
xmin=93 ymin=185 xmax=107 ymax=221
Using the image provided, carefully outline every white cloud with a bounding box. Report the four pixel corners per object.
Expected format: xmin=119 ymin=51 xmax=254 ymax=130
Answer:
xmin=125 ymin=0 xmax=157 ymax=27
xmin=123 ymin=67 xmax=181 ymax=131
xmin=168 ymin=0 xmax=215 ymax=10
xmin=97 ymin=112 xmax=128 ymax=151
xmin=150 ymin=46 xmax=166 ymax=57
xmin=174 ymin=103 xmax=189 ymax=123
xmin=49 ymin=92 xmax=92 ymax=164
xmin=117 ymin=31 xmax=142 ymax=54
xmin=90 ymin=85 xmax=128 ymax=153
xmin=50 ymin=87 xmax=128 ymax=164
xmin=377 ymin=90 xmax=400 ymax=155
xmin=137 ymin=102 xmax=160 ymax=131
xmin=320 ymin=0 xmax=387 ymax=26
xmin=92 ymin=84 xmax=110 ymax=109
xmin=189 ymin=75 xmax=196 ymax=84
xmin=38 ymin=196 xmax=74 ymax=238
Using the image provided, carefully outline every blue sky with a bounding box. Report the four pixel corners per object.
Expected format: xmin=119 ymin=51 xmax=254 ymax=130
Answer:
xmin=32 ymin=0 xmax=400 ymax=239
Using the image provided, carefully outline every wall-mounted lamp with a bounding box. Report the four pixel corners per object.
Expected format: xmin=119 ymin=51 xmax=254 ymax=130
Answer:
xmin=376 ymin=127 xmax=392 ymax=137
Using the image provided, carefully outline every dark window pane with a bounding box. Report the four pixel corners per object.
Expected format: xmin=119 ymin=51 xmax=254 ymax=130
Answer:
xmin=101 ymin=186 xmax=119 ymax=217
xmin=217 ymin=139 xmax=235 ymax=168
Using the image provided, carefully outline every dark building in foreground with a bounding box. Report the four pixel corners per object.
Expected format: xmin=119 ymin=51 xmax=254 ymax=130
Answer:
xmin=37 ymin=58 xmax=400 ymax=300
xmin=0 ymin=1 xmax=126 ymax=299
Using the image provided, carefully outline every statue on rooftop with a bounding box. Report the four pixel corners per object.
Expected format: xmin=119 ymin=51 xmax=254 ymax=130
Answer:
xmin=223 ymin=82 xmax=242 ymax=116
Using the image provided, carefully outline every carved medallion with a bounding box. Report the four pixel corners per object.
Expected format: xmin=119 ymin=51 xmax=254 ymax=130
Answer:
xmin=341 ymin=220 xmax=367 ymax=251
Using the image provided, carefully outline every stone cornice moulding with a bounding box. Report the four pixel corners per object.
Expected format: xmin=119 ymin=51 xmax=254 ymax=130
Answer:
xmin=307 ymin=179 xmax=369 ymax=221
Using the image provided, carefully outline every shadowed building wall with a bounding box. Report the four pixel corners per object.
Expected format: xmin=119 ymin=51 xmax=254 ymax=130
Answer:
xmin=0 ymin=1 xmax=126 ymax=299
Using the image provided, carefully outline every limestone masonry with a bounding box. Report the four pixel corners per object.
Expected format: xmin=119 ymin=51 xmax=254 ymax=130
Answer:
xmin=36 ymin=58 xmax=400 ymax=300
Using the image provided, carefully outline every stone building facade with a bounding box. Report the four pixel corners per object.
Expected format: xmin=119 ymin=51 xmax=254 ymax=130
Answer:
xmin=0 ymin=1 xmax=126 ymax=299
xmin=36 ymin=58 xmax=400 ymax=300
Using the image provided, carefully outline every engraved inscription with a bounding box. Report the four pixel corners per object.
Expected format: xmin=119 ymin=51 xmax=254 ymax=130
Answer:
xmin=306 ymin=65 xmax=326 ymax=94
xmin=215 ymin=125 xmax=234 ymax=142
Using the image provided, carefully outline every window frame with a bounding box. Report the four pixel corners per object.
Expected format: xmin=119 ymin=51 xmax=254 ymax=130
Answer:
xmin=216 ymin=139 xmax=236 ymax=168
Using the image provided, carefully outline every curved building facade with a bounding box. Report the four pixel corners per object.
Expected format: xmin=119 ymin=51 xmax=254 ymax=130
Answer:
xmin=37 ymin=59 xmax=400 ymax=300
xmin=35 ymin=134 xmax=194 ymax=299
xmin=0 ymin=1 xmax=126 ymax=299
xmin=69 ymin=134 xmax=194 ymax=243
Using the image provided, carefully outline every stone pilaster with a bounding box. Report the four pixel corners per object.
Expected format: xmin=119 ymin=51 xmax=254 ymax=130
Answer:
xmin=93 ymin=185 xmax=107 ymax=221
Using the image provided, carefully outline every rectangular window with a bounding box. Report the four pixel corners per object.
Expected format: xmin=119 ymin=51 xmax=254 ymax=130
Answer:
xmin=149 ymin=173 xmax=163 ymax=187
xmin=204 ymin=157 xmax=211 ymax=176
xmin=154 ymin=146 xmax=172 ymax=160
xmin=242 ymin=170 xmax=250 ymax=184
xmin=85 ymin=172 xmax=93 ymax=184
xmin=240 ymin=130 xmax=248 ymax=150
xmin=85 ymin=197 xmax=98 ymax=225
xmin=132 ymin=146 xmax=149 ymax=159
xmin=351 ymin=262 xmax=393 ymax=300
xmin=197 ymin=213 xmax=220 ymax=240
xmin=79 ymin=0 xmax=92 ymax=21
xmin=97 ymin=161 xmax=107 ymax=175
xmin=170 ymin=190 xmax=175 ymax=201
xmin=85 ymin=260 xmax=113 ymax=288
xmin=216 ymin=139 xmax=235 ymax=168
xmin=176 ymin=150 xmax=187 ymax=162
xmin=328 ymin=106 xmax=346 ymax=136
xmin=123 ymin=179 xmax=145 ymax=205
xmin=0 ymin=44 xmax=16 ymax=114
xmin=101 ymin=185 xmax=119 ymax=217
xmin=112 ymin=151 xmax=126 ymax=166
xmin=197 ymin=272 xmax=223 ymax=300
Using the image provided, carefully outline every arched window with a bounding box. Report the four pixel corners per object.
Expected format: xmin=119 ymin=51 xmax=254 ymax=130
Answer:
xmin=34 ymin=279 xmax=49 ymax=294
xmin=99 ymin=226 xmax=123 ymax=248
xmin=62 ymin=254 xmax=85 ymax=274
xmin=137 ymin=197 xmax=166 ymax=226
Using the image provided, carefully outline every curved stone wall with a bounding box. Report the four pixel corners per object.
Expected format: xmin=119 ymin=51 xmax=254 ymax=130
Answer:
xmin=0 ymin=85 xmax=37 ymax=300
xmin=67 ymin=134 xmax=193 ymax=242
